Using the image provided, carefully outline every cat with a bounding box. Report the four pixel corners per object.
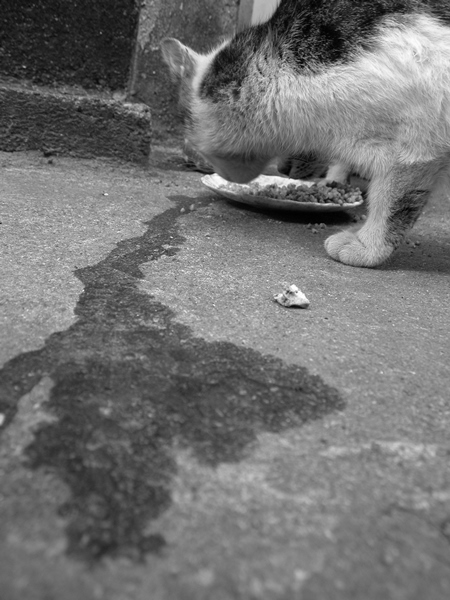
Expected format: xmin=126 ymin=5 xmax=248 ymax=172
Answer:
xmin=161 ymin=0 xmax=450 ymax=267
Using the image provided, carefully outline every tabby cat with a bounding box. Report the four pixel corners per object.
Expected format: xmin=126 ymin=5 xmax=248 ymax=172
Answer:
xmin=162 ymin=0 xmax=450 ymax=267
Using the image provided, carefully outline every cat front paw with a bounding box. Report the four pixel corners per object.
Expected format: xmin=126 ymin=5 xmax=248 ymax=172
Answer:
xmin=324 ymin=230 xmax=392 ymax=267
xmin=316 ymin=177 xmax=340 ymax=187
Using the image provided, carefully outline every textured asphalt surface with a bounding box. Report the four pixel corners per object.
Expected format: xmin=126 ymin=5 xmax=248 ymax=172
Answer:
xmin=0 ymin=145 xmax=449 ymax=600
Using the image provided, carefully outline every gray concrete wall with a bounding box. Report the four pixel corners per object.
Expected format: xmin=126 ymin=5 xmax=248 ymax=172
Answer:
xmin=0 ymin=81 xmax=152 ymax=163
xmin=0 ymin=0 xmax=139 ymax=91
xmin=128 ymin=0 xmax=240 ymax=139
xmin=0 ymin=0 xmax=240 ymax=158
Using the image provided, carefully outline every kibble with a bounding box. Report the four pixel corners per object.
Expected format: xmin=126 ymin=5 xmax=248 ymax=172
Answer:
xmin=229 ymin=180 xmax=363 ymax=205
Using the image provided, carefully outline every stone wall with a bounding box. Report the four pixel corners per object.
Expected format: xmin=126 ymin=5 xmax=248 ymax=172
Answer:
xmin=0 ymin=0 xmax=241 ymax=157
xmin=0 ymin=0 xmax=139 ymax=90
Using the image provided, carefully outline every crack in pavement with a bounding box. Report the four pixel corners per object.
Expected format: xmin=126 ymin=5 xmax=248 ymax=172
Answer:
xmin=0 ymin=197 xmax=345 ymax=561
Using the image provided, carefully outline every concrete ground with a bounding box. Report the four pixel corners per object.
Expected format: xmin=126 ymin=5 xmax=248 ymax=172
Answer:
xmin=0 ymin=145 xmax=449 ymax=600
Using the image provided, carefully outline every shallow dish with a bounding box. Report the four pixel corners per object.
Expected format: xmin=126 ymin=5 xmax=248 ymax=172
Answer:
xmin=201 ymin=173 xmax=364 ymax=212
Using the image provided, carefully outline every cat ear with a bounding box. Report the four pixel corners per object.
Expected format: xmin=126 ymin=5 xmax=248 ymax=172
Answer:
xmin=161 ymin=38 xmax=198 ymax=80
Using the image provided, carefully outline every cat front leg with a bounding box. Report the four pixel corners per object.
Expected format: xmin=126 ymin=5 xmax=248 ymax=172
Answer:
xmin=324 ymin=161 xmax=442 ymax=267
xmin=277 ymin=155 xmax=351 ymax=184
xmin=277 ymin=153 xmax=328 ymax=180
xmin=319 ymin=162 xmax=351 ymax=186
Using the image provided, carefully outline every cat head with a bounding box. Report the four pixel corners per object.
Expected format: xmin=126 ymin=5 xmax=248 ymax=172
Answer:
xmin=161 ymin=37 xmax=271 ymax=183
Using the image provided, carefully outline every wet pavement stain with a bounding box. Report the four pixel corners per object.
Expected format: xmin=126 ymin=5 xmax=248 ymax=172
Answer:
xmin=0 ymin=197 xmax=345 ymax=561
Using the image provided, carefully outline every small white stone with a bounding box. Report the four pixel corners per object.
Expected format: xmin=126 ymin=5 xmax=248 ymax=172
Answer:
xmin=274 ymin=284 xmax=310 ymax=308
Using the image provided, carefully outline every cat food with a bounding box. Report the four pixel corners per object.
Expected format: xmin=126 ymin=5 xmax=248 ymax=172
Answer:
xmin=237 ymin=181 xmax=363 ymax=205
xmin=274 ymin=284 xmax=310 ymax=308
xmin=201 ymin=173 xmax=364 ymax=212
